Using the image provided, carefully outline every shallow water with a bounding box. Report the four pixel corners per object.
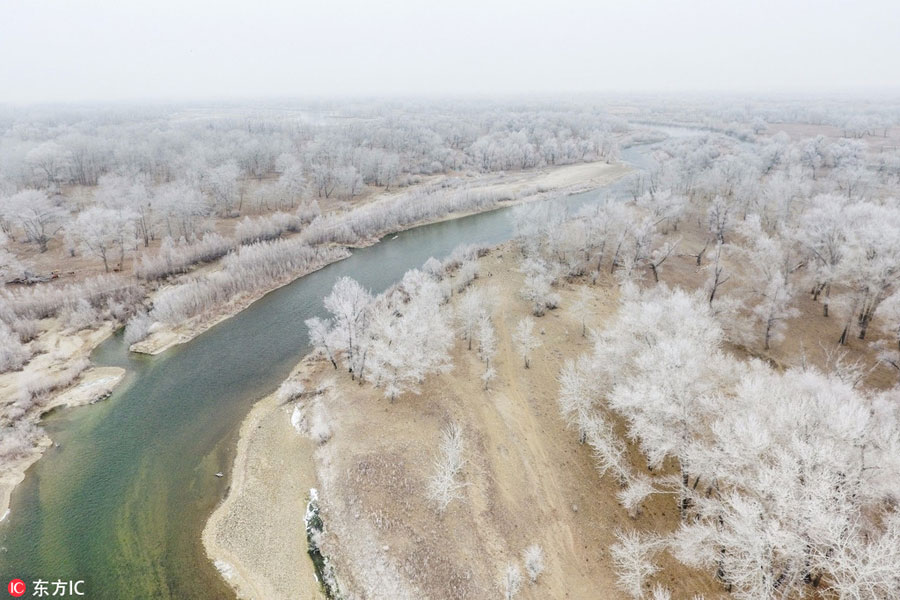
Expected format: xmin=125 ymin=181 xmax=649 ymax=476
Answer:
xmin=0 ymin=148 xmax=650 ymax=599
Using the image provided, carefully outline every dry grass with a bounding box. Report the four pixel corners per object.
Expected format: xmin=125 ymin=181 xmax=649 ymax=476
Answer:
xmin=207 ymin=246 xmax=726 ymax=599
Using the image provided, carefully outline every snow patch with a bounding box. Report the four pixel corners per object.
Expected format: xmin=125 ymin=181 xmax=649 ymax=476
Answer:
xmin=291 ymin=404 xmax=304 ymax=433
xmin=214 ymin=559 xmax=237 ymax=580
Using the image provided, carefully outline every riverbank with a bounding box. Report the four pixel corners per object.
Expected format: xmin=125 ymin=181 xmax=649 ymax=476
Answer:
xmin=130 ymin=248 xmax=352 ymax=355
xmin=132 ymin=160 xmax=630 ymax=356
xmin=202 ymin=356 xmax=323 ymax=599
xmin=0 ymin=319 xmax=125 ymax=520
xmin=205 ymin=245 xmax=723 ymax=599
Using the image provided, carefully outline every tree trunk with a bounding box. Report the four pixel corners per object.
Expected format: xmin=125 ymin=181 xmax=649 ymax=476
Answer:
xmin=858 ymin=320 xmax=870 ymax=340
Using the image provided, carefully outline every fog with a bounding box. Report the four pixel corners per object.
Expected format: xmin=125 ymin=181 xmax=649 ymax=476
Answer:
xmin=2 ymin=0 xmax=899 ymax=103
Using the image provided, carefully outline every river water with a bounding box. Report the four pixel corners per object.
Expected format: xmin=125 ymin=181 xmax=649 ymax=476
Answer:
xmin=0 ymin=146 xmax=655 ymax=598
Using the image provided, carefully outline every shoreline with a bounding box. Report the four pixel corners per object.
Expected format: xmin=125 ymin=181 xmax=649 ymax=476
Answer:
xmin=202 ymin=356 xmax=323 ymax=599
xmin=133 ymin=161 xmax=630 ymax=356
xmin=0 ymin=360 xmax=125 ymax=521
xmin=130 ymin=248 xmax=352 ymax=355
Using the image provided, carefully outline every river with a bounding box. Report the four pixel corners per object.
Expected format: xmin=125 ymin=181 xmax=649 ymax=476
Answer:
xmin=0 ymin=144 xmax=660 ymax=598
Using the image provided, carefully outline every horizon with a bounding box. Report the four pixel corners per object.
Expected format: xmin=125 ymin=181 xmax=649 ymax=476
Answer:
xmin=4 ymin=87 xmax=900 ymax=110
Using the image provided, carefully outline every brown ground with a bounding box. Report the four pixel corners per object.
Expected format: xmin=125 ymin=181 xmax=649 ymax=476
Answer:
xmin=205 ymin=245 xmax=727 ymax=600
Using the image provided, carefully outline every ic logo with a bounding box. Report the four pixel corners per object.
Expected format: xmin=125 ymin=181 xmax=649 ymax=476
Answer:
xmin=7 ymin=579 xmax=25 ymax=597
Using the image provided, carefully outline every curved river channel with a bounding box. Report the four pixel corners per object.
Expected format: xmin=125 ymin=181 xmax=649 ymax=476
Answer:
xmin=0 ymin=145 xmax=660 ymax=598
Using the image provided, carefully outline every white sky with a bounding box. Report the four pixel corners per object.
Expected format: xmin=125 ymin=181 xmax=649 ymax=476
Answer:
xmin=1 ymin=0 xmax=898 ymax=103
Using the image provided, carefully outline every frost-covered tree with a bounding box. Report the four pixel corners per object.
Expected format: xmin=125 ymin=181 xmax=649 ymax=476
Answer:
xmin=204 ymin=162 xmax=241 ymax=216
xmin=1 ymin=189 xmax=65 ymax=252
xmin=753 ymin=271 xmax=800 ymax=350
xmin=364 ymin=270 xmax=454 ymax=400
xmin=71 ymin=207 xmax=137 ymax=272
xmin=872 ymin=292 xmax=900 ymax=382
xmin=833 ymin=201 xmax=900 ymax=342
xmin=319 ymin=276 xmax=373 ymax=376
xmin=0 ymin=320 xmax=31 ymax=373
xmin=475 ymin=312 xmax=497 ymax=368
xmin=500 ymin=563 xmax=522 ymax=600
xmin=306 ymin=316 xmax=338 ymax=369
xmin=0 ymin=233 xmax=25 ymax=283
xmin=426 ymin=422 xmax=466 ymax=513
xmin=512 ymin=316 xmax=541 ymax=368
xmin=558 ymin=355 xmax=605 ymax=445
xmin=520 ymin=257 xmax=560 ymax=316
xmin=794 ymin=194 xmax=846 ymax=316
xmin=732 ymin=217 xmax=799 ymax=349
xmin=457 ymin=287 xmax=488 ymax=350
xmin=611 ymin=530 xmax=661 ymax=599
xmin=277 ymin=159 xmax=306 ymax=208
xmin=617 ymin=475 xmax=656 ymax=519
xmin=522 ymin=544 xmax=545 ymax=583
xmin=570 ymin=286 xmax=591 ymax=337
xmin=156 ymin=181 xmax=209 ymax=240
xmin=455 ymin=259 xmax=479 ymax=293
xmin=702 ymin=242 xmax=730 ymax=306
xmin=26 ymin=141 xmax=70 ymax=189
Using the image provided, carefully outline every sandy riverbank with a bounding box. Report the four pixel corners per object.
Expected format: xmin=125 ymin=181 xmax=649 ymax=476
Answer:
xmin=201 ymin=357 xmax=323 ymax=599
xmin=203 ymin=245 xmax=724 ymax=600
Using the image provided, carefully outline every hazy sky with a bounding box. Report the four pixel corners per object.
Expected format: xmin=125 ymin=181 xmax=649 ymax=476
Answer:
xmin=2 ymin=0 xmax=898 ymax=103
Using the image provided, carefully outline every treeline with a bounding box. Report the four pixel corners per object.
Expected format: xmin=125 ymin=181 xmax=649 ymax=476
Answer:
xmin=129 ymin=238 xmax=350 ymax=338
xmin=300 ymin=183 xmax=508 ymax=246
xmin=626 ymin=95 xmax=900 ymax=140
xmin=0 ymin=101 xmax=625 ymax=193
